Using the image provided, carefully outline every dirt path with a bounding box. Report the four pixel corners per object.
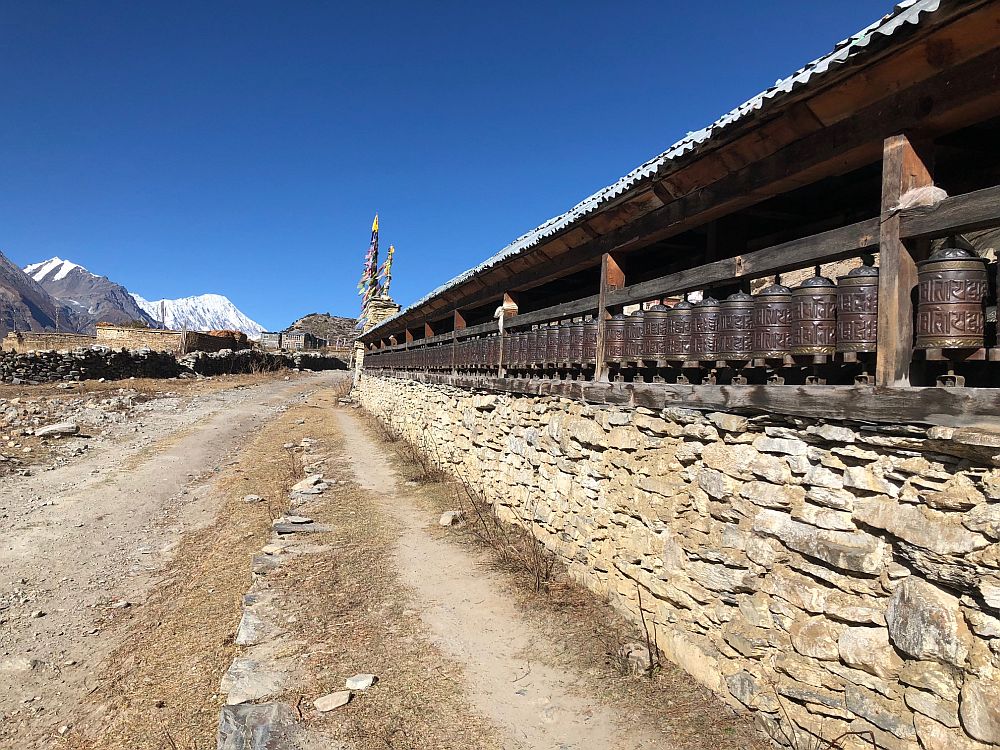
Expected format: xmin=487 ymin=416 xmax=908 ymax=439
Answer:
xmin=0 ymin=371 xmax=346 ymax=749
xmin=333 ymin=408 xmax=667 ymax=750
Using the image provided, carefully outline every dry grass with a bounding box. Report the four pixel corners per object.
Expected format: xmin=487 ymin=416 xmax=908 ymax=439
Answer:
xmin=66 ymin=399 xmax=305 ymax=750
xmin=367 ymin=421 xmax=771 ymax=750
xmin=0 ymin=370 xmax=296 ymax=401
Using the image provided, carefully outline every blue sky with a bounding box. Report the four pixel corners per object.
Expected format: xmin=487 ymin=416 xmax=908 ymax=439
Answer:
xmin=1 ymin=1 xmax=895 ymax=330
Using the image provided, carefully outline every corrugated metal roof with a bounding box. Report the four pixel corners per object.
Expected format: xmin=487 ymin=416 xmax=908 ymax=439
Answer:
xmin=371 ymin=0 xmax=942 ymax=335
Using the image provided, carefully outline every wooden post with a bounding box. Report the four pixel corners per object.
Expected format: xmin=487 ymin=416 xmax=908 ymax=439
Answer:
xmin=594 ymin=253 xmax=625 ymax=382
xmin=424 ymin=321 xmax=435 ymax=338
xmin=499 ymin=292 xmax=518 ymax=378
xmin=405 ymin=328 xmax=414 ymax=344
xmin=452 ymin=310 xmax=466 ymax=375
xmin=876 ymin=134 xmax=934 ymax=388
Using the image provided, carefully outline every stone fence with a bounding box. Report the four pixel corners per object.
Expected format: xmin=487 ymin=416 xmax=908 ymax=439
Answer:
xmin=355 ymin=373 xmax=1000 ymax=750
xmin=1 ymin=348 xmax=347 ymax=384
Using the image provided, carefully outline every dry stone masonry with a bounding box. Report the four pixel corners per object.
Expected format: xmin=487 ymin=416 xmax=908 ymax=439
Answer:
xmin=356 ymin=374 xmax=1000 ymax=750
xmin=0 ymin=347 xmax=347 ymax=384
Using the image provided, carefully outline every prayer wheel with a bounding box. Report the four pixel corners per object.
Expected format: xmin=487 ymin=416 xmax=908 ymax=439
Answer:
xmin=915 ymin=246 xmax=989 ymax=350
xmin=836 ymin=263 xmax=879 ymax=353
xmin=510 ymin=331 xmax=523 ymax=367
xmin=718 ymin=291 xmax=754 ymax=361
xmin=569 ymin=319 xmax=584 ymax=363
xmin=642 ymin=304 xmax=670 ymax=361
xmin=525 ymin=329 xmax=539 ymax=366
xmin=582 ymin=318 xmax=599 ymax=364
xmin=556 ymin=320 xmax=572 ymax=363
xmin=791 ymin=270 xmax=837 ymax=356
xmin=535 ymin=327 xmax=549 ymax=366
xmin=545 ymin=323 xmax=560 ymax=364
xmin=605 ymin=313 xmax=627 ymax=362
xmin=692 ymin=296 xmax=721 ymax=361
xmin=624 ymin=310 xmax=645 ymax=362
xmin=665 ymin=300 xmax=694 ymax=361
xmin=751 ymin=280 xmax=793 ymax=360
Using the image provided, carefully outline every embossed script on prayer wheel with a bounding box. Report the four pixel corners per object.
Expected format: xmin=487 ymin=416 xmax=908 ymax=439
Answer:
xmin=556 ymin=320 xmax=572 ymax=363
xmin=624 ymin=310 xmax=645 ymax=362
xmin=666 ymin=300 xmax=694 ymax=361
xmin=915 ymin=246 xmax=989 ymax=350
xmin=569 ymin=320 xmax=584 ymax=363
xmin=751 ymin=282 xmax=793 ymax=359
xmin=718 ymin=291 xmax=753 ymax=361
xmin=510 ymin=331 xmax=523 ymax=366
xmin=525 ymin=329 xmax=539 ymax=366
xmin=836 ymin=264 xmax=878 ymax=353
xmin=792 ymin=273 xmax=837 ymax=356
xmin=534 ymin=327 xmax=548 ymax=365
xmin=642 ymin=304 xmax=670 ymax=361
xmin=605 ymin=314 xmax=627 ymax=362
xmin=692 ymin=296 xmax=721 ymax=361
xmin=582 ymin=319 xmax=599 ymax=364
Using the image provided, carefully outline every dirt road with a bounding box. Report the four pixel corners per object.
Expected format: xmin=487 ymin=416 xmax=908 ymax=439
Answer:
xmin=0 ymin=371 xmax=345 ymax=748
xmin=2 ymin=377 xmax=761 ymax=750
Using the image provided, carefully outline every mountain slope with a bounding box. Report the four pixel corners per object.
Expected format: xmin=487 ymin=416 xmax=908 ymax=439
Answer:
xmin=287 ymin=313 xmax=357 ymax=347
xmin=0 ymin=251 xmax=85 ymax=337
xmin=25 ymin=257 xmax=157 ymax=329
xmin=133 ymin=293 xmax=264 ymax=339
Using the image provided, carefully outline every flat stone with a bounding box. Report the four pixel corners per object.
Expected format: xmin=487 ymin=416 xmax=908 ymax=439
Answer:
xmin=314 ymin=690 xmax=352 ymax=712
xmin=217 ymin=702 xmax=297 ymax=750
xmin=752 ymin=509 xmax=885 ymax=574
xmin=915 ymin=714 xmax=995 ymax=750
xmin=963 ymin=503 xmax=1000 ymax=540
xmin=0 ymin=657 xmax=40 ymax=672
xmin=34 ymin=421 xmax=79 ymax=437
xmin=243 ymin=495 xmax=264 ymax=503
xmin=707 ymin=412 xmax=749 ymax=433
xmin=220 ymin=658 xmax=288 ymax=705
xmin=345 ymin=673 xmax=376 ymax=690
xmin=439 ymin=510 xmax=465 ymax=527
xmin=925 ymin=477 xmax=986 ymax=511
xmin=290 ymin=474 xmax=324 ymax=492
xmin=886 ymin=578 xmax=971 ymax=667
xmin=838 ymin=627 xmax=903 ymax=678
xmin=789 ymin=616 xmax=842 ymax=660
xmin=960 ymin=675 xmax=1000 ymax=744
xmin=753 ymin=435 xmax=809 ymax=456
xmin=899 ymin=661 xmax=962 ymax=702
xmin=845 ymin=684 xmax=916 ymax=740
xmin=272 ymin=522 xmax=323 ymax=535
xmin=844 ymin=466 xmax=898 ymax=496
xmin=904 ymin=688 xmax=959 ymax=729
xmin=854 ymin=497 xmax=987 ymax=556
xmin=808 ymin=424 xmax=857 ymax=443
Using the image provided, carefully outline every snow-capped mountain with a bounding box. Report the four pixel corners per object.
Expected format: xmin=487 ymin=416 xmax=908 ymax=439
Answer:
xmin=25 ymin=257 xmax=156 ymax=329
xmin=0 ymin=251 xmax=87 ymax=336
xmin=133 ymin=293 xmax=264 ymax=339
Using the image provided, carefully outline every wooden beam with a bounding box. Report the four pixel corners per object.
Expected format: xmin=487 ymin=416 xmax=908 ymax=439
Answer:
xmin=499 ymin=293 xmax=517 ymax=377
xmin=595 ymin=253 xmax=625 ymax=382
xmin=374 ymin=371 xmax=1000 ymax=430
xmin=876 ymin=134 xmax=934 ymax=388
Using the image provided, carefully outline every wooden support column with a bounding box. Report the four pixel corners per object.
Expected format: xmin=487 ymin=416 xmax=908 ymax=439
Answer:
xmin=404 ymin=328 xmax=414 ymax=344
xmin=452 ymin=310 xmax=466 ymax=374
xmin=594 ymin=253 xmax=625 ymax=382
xmin=424 ymin=322 xmax=435 ymax=338
xmin=876 ymin=134 xmax=934 ymax=387
xmin=498 ymin=292 xmax=518 ymax=378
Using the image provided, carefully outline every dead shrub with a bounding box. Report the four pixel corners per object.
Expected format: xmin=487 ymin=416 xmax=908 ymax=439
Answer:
xmin=450 ymin=471 xmax=556 ymax=594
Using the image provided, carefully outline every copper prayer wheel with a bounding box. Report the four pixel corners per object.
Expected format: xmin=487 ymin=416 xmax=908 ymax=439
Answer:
xmin=605 ymin=313 xmax=627 ymax=362
xmin=556 ymin=320 xmax=572 ymax=363
xmin=510 ymin=331 xmax=523 ymax=366
xmin=535 ymin=327 xmax=549 ymax=366
xmin=836 ymin=264 xmax=879 ymax=353
xmin=545 ymin=323 xmax=560 ymax=364
xmin=915 ymin=246 xmax=989 ymax=350
xmin=642 ymin=304 xmax=670 ymax=361
xmin=488 ymin=334 xmax=499 ymax=367
xmin=624 ymin=310 xmax=645 ymax=363
xmin=525 ymin=329 xmax=538 ymax=366
xmin=751 ymin=281 xmax=793 ymax=359
xmin=718 ymin=291 xmax=753 ymax=361
xmin=792 ymin=271 xmax=837 ymax=356
xmin=582 ymin=318 xmax=598 ymax=364
xmin=569 ymin=319 xmax=584 ymax=363
xmin=665 ymin=300 xmax=694 ymax=361
xmin=692 ymin=296 xmax=721 ymax=361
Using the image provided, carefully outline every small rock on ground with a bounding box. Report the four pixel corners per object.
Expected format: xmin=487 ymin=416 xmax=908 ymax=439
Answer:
xmin=314 ymin=690 xmax=352 ymax=712
xmin=345 ymin=673 xmax=376 ymax=690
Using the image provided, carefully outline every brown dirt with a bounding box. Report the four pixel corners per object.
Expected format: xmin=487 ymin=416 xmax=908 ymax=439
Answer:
xmin=351 ymin=410 xmax=770 ymax=750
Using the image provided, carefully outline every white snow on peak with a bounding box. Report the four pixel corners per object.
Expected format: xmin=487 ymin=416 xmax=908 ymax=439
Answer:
xmin=132 ymin=292 xmax=264 ymax=340
xmin=24 ymin=256 xmax=83 ymax=283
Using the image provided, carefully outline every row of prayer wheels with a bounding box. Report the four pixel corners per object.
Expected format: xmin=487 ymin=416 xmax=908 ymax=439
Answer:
xmin=366 ymin=247 xmax=991 ymax=374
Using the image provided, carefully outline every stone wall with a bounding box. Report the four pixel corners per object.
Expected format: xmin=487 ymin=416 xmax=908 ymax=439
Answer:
xmin=1 ymin=348 xmax=346 ymax=384
xmin=1 ymin=332 xmax=98 ymax=353
xmin=356 ymin=374 xmax=1000 ymax=750
xmin=94 ymin=325 xmax=185 ymax=352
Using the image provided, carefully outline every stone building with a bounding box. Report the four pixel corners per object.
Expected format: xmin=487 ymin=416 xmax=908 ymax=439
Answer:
xmin=357 ymin=3 xmax=1000 ymax=748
